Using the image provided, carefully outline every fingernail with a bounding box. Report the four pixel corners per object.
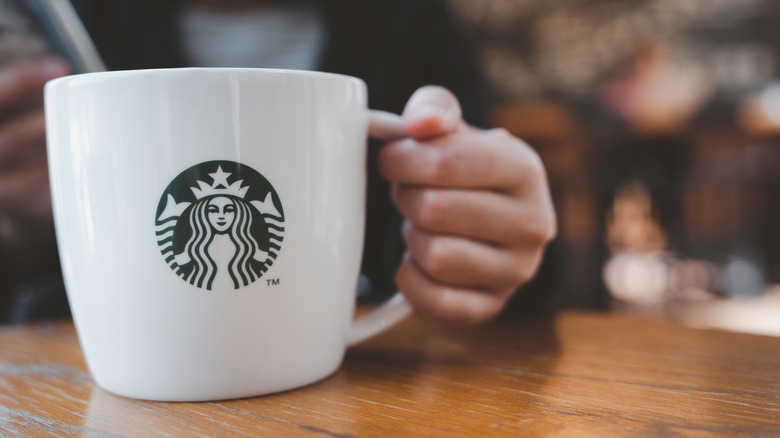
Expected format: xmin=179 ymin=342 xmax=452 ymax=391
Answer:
xmin=406 ymin=103 xmax=454 ymax=122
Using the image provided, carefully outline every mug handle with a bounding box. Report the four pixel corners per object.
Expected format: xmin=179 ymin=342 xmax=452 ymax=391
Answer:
xmin=346 ymin=110 xmax=414 ymax=346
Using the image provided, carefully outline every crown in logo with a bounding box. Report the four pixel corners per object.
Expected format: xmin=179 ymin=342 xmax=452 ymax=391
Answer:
xmin=191 ymin=166 xmax=249 ymax=200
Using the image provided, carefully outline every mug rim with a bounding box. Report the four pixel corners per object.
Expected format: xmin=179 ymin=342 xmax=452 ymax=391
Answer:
xmin=45 ymin=67 xmax=366 ymax=90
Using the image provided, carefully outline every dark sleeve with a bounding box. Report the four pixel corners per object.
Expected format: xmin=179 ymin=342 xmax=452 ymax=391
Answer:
xmin=320 ymin=0 xmax=490 ymax=126
xmin=386 ymin=0 xmax=491 ymax=127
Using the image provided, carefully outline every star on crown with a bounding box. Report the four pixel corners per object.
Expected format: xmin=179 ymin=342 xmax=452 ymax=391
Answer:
xmin=191 ymin=166 xmax=249 ymax=200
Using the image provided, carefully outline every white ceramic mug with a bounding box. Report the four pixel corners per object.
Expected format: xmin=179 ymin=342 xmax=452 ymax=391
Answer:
xmin=45 ymin=68 xmax=411 ymax=402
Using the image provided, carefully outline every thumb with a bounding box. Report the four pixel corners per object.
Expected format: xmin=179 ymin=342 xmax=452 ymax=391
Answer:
xmin=402 ymin=85 xmax=463 ymax=139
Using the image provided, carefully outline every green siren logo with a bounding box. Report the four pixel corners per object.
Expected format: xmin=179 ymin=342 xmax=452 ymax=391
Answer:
xmin=155 ymin=160 xmax=284 ymax=290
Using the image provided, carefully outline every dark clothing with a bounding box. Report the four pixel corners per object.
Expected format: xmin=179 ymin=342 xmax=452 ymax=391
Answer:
xmin=73 ymin=0 xmax=490 ymax=121
xmin=1 ymin=0 xmax=553 ymax=322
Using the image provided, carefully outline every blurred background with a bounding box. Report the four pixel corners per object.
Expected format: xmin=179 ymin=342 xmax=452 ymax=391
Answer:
xmin=449 ymin=0 xmax=780 ymax=336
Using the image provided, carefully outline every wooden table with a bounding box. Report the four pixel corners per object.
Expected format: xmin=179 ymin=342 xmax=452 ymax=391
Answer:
xmin=1 ymin=312 xmax=779 ymax=437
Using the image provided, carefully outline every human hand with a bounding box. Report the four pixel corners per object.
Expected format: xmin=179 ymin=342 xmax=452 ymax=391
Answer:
xmin=378 ymin=86 xmax=556 ymax=324
xmin=0 ymin=57 xmax=69 ymax=251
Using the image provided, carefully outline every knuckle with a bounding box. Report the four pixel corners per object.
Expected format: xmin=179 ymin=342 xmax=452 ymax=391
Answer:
xmin=511 ymin=252 xmax=544 ymax=287
xmin=485 ymin=128 xmax=546 ymax=181
xmin=512 ymin=265 xmax=535 ymax=287
xmin=394 ymin=260 xmax=412 ymax=290
xmin=416 ymin=239 xmax=453 ymax=280
xmin=504 ymin=254 xmax=534 ymax=287
xmin=527 ymin=210 xmax=557 ymax=246
xmin=543 ymin=210 xmax=558 ymax=242
xmin=425 ymin=289 xmax=504 ymax=326
xmin=400 ymin=219 xmax=414 ymax=242
xmin=508 ymin=137 xmax=545 ymax=176
xmin=511 ymin=215 xmax=544 ymax=248
xmin=413 ymin=189 xmax=450 ymax=229
xmin=528 ymin=148 xmax=545 ymax=175
xmin=538 ymin=204 xmax=558 ymax=243
xmin=486 ymin=127 xmax=513 ymax=144
xmin=427 ymin=149 xmax=456 ymax=184
xmin=377 ymin=138 xmax=410 ymax=175
xmin=518 ymin=147 xmax=545 ymax=181
xmin=390 ymin=183 xmax=403 ymax=206
xmin=426 ymin=289 xmax=463 ymax=322
xmin=481 ymin=297 xmax=507 ymax=322
xmin=394 ymin=257 xmax=418 ymax=294
xmin=457 ymin=298 xmax=504 ymax=326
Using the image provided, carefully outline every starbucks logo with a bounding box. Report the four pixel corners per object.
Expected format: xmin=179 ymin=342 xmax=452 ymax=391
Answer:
xmin=155 ymin=160 xmax=284 ymax=290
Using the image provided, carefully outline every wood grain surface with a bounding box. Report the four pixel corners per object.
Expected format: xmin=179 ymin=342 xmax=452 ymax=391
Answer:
xmin=1 ymin=312 xmax=779 ymax=437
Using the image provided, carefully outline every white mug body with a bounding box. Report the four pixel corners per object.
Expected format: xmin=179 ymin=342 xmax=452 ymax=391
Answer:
xmin=45 ymin=68 xmax=368 ymax=401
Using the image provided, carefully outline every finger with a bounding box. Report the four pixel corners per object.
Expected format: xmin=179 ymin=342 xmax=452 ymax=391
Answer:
xmin=379 ymin=127 xmax=545 ymax=192
xmin=368 ymin=110 xmax=408 ymax=141
xmin=402 ymin=85 xmax=462 ymax=139
xmin=393 ymin=185 xmax=554 ymax=246
xmin=402 ymin=222 xmax=542 ymax=291
xmin=0 ymin=110 xmax=47 ymax=167
xmin=0 ymin=58 xmax=69 ymax=110
xmin=396 ymin=254 xmax=506 ymax=325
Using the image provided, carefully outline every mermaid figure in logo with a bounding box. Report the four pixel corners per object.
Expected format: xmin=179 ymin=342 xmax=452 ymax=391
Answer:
xmin=171 ymin=167 xmax=271 ymax=290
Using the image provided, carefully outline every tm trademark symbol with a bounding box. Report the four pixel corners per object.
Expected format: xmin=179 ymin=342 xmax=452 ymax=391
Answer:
xmin=266 ymin=278 xmax=280 ymax=286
